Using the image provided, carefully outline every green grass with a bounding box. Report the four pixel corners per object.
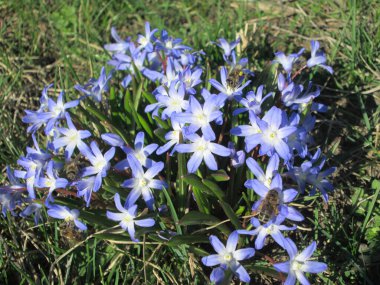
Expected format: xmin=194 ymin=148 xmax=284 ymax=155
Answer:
xmin=0 ymin=0 xmax=379 ymax=284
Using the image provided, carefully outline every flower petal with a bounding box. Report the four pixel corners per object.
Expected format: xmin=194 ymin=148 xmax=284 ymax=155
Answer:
xmin=201 ymin=254 xmax=221 ymax=267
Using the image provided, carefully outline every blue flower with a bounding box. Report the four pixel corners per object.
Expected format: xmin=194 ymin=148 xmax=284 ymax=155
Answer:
xmin=156 ymin=121 xmax=184 ymax=155
xmin=175 ymin=133 xmax=231 ymax=173
xmin=228 ymin=142 xmax=246 ymax=169
xmin=240 ymin=106 xmax=297 ymax=161
xmin=80 ymin=141 xmax=115 ymax=192
xmin=179 ymin=67 xmax=203 ymax=95
xmin=20 ymin=202 xmax=43 ymax=225
xmin=121 ymin=154 xmax=166 ymax=209
xmin=201 ymin=231 xmax=255 ymax=283
xmin=285 ymin=149 xmax=335 ymax=201
xmin=74 ymin=67 xmax=113 ymax=102
xmin=137 ymin=22 xmax=158 ymax=52
xmin=233 ymin=85 xmax=273 ymax=117
xmin=246 ymin=154 xmax=279 ymax=188
xmin=238 ymin=216 xmax=296 ymax=250
xmin=155 ymin=81 xmax=189 ymax=119
xmin=0 ymin=168 xmax=24 ymax=217
xmin=156 ymin=29 xmax=191 ymax=58
xmin=37 ymin=161 xmax=68 ymax=202
xmin=214 ymin=38 xmax=240 ymax=61
xmin=106 ymin=193 xmax=155 ymax=242
xmin=104 ymin=27 xmax=131 ymax=54
xmin=15 ymin=136 xmax=50 ymax=199
xmin=209 ymin=67 xmax=251 ymax=100
xmin=274 ymin=239 xmax=327 ymax=285
xmin=307 ymin=166 xmax=335 ymax=202
xmin=76 ymin=176 xmax=96 ymax=207
xmin=47 ymin=204 xmax=87 ymax=230
xmin=286 ymin=113 xmax=315 ymax=158
xmin=22 ymin=110 xmax=51 ymax=134
xmin=274 ymin=48 xmax=304 ymax=74
xmin=173 ymin=95 xmax=223 ymax=141
xmin=246 ymin=173 xmax=304 ymax=222
xmin=101 ymin=133 xmax=125 ymax=147
xmin=115 ymin=131 xmax=158 ymax=171
xmin=53 ymin=113 xmax=91 ymax=160
xmin=38 ymin=83 xmax=53 ymax=111
xmin=281 ymin=82 xmax=320 ymax=109
xmin=45 ymin=91 xmax=79 ymax=133
xmin=307 ymin=40 xmax=333 ymax=74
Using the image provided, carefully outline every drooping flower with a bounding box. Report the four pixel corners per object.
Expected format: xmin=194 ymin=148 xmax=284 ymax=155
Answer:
xmin=37 ymin=161 xmax=68 ymax=201
xmin=106 ymin=193 xmax=155 ymax=241
xmin=74 ymin=67 xmax=113 ymax=102
xmin=307 ymin=40 xmax=333 ymax=74
xmin=47 ymin=204 xmax=87 ymax=230
xmin=104 ymin=27 xmax=131 ymax=54
xmin=228 ymin=142 xmax=245 ymax=168
xmin=233 ymin=85 xmax=273 ymax=117
xmin=20 ymin=202 xmax=43 ymax=225
xmin=274 ymin=238 xmax=327 ymax=285
xmin=273 ymin=48 xmax=304 ymax=74
xmin=202 ymin=231 xmax=255 ymax=283
xmin=76 ymin=176 xmax=97 ymax=207
xmin=214 ymin=38 xmax=240 ymax=61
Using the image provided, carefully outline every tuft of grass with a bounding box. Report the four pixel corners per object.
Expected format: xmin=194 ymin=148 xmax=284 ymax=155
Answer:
xmin=0 ymin=0 xmax=379 ymax=284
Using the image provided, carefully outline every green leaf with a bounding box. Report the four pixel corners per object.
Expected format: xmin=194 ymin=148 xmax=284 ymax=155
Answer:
xmin=133 ymin=79 xmax=144 ymax=111
xmin=219 ymin=200 xmax=242 ymax=230
xmin=202 ymin=179 xmax=225 ymax=199
xmin=208 ymin=170 xmax=230 ymax=182
xmin=177 ymin=134 xmax=188 ymax=216
xmin=137 ymin=113 xmax=153 ymax=138
xmin=94 ymin=233 xmax=134 ymax=244
xmin=166 ymin=234 xmax=209 ymax=246
xmin=162 ymin=187 xmax=182 ymax=234
xmin=179 ymin=211 xmax=221 ymax=226
xmin=179 ymin=211 xmax=230 ymax=235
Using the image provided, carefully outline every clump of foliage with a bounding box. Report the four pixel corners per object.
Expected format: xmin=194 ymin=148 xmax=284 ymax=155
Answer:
xmin=0 ymin=22 xmax=336 ymax=284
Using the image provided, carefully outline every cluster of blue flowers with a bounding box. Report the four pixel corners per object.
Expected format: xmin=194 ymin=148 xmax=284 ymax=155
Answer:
xmin=0 ymin=22 xmax=335 ymax=284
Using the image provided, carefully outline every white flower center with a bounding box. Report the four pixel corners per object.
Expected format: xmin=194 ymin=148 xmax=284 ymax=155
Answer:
xmin=94 ymin=159 xmax=107 ymax=171
xmin=195 ymin=139 xmax=209 ymax=152
xmin=195 ymin=113 xmax=208 ymax=126
xmin=291 ymin=260 xmax=303 ymax=271
xmin=64 ymin=215 xmax=74 ymax=222
xmin=223 ymin=253 xmax=233 ymax=262
xmin=52 ymin=105 xmax=64 ymax=117
xmin=68 ymin=130 xmax=80 ymax=144
xmin=226 ymin=85 xmax=234 ymax=96
xmin=123 ymin=214 xmax=134 ymax=223
xmin=165 ymin=41 xmax=173 ymax=49
xmin=169 ymin=97 xmax=183 ymax=108
xmin=140 ymin=37 xmax=148 ymax=46
xmin=138 ymin=177 xmax=149 ymax=187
